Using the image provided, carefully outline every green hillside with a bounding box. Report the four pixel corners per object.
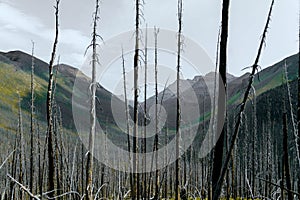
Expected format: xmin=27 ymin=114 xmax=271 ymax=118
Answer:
xmin=0 ymin=50 xmax=298 ymax=144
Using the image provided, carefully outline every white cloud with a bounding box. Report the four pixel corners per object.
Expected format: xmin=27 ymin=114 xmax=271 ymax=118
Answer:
xmin=60 ymin=52 xmax=85 ymax=68
xmin=0 ymin=0 xmax=298 ymax=78
xmin=59 ymin=29 xmax=90 ymax=51
xmin=0 ymin=27 xmax=29 ymax=49
xmin=0 ymin=3 xmax=44 ymax=36
xmin=0 ymin=2 xmax=92 ymax=68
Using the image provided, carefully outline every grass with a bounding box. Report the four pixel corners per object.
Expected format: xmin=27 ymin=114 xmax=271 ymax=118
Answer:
xmin=228 ymin=91 xmax=242 ymax=105
xmin=227 ymin=63 xmax=298 ymax=106
xmin=0 ymin=61 xmax=74 ymax=137
xmin=0 ymin=63 xmax=30 ymax=108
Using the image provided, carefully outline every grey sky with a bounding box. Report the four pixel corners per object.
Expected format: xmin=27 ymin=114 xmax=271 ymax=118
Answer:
xmin=0 ymin=0 xmax=298 ymax=80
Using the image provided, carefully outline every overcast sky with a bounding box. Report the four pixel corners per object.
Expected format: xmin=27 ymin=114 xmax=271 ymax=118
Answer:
xmin=0 ymin=0 xmax=298 ymax=80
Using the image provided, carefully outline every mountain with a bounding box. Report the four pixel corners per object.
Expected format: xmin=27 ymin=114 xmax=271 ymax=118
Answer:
xmin=0 ymin=50 xmax=125 ymax=140
xmin=0 ymin=50 xmax=298 ymax=144
xmin=143 ymin=53 xmax=298 ymax=129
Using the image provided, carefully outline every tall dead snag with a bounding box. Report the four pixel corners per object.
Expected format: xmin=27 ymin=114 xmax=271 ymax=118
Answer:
xmin=52 ymin=58 xmax=62 ymax=196
xmin=46 ymin=0 xmax=60 ymax=196
xmin=251 ymin=86 xmax=257 ymax=197
xmin=37 ymin=124 xmax=42 ymax=196
xmin=297 ymin=13 xmax=300 ymax=195
xmin=121 ymin=48 xmax=133 ymax=195
xmin=208 ymin=26 xmax=221 ymax=200
xmin=175 ymin=0 xmax=182 ymax=199
xmin=142 ymin=26 xmax=148 ymax=199
xmin=211 ymin=0 xmax=230 ymax=199
xmin=86 ymin=0 xmax=100 ymax=199
xmin=132 ymin=0 xmax=141 ymax=198
xmin=17 ymin=92 xmax=24 ymax=199
xmin=30 ymin=40 xmax=35 ymax=194
xmin=154 ymin=27 xmax=160 ymax=200
xmin=213 ymin=1 xmax=274 ymax=199
xmin=283 ymin=61 xmax=300 ymax=176
xmin=282 ymin=103 xmax=293 ymax=200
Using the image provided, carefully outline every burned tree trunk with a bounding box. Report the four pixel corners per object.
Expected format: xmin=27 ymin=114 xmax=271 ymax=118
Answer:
xmin=142 ymin=27 xmax=148 ymax=199
xmin=132 ymin=0 xmax=142 ymax=198
xmin=212 ymin=1 xmax=274 ymax=199
xmin=283 ymin=105 xmax=293 ymax=200
xmin=46 ymin=0 xmax=60 ymax=196
xmin=154 ymin=27 xmax=160 ymax=200
xmin=212 ymin=0 xmax=230 ymax=199
xmin=175 ymin=0 xmax=183 ymax=199
xmin=30 ymin=41 xmax=35 ymax=194
xmin=17 ymin=93 xmax=24 ymax=199
xmin=121 ymin=48 xmax=133 ymax=196
xmin=86 ymin=1 xmax=100 ymax=199
xmin=297 ymin=15 xmax=300 ymax=193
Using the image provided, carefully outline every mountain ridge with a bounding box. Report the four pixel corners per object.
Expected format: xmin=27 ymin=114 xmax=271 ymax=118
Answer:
xmin=0 ymin=50 xmax=298 ymax=136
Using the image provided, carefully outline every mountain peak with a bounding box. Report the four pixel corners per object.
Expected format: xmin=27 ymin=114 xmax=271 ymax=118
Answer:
xmin=191 ymin=72 xmax=236 ymax=83
xmin=0 ymin=50 xmax=48 ymax=73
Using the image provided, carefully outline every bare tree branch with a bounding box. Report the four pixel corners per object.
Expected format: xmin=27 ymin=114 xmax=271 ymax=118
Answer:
xmin=46 ymin=0 xmax=60 ymax=196
xmin=7 ymin=174 xmax=40 ymax=200
xmin=0 ymin=150 xmax=15 ymax=170
xmin=213 ymin=1 xmax=274 ymax=199
xmin=257 ymin=177 xmax=300 ymax=196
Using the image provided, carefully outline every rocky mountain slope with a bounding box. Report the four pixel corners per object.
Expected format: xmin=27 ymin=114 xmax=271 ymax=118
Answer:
xmin=0 ymin=50 xmax=298 ymax=143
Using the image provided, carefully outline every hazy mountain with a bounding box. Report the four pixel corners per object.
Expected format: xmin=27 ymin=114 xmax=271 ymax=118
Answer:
xmin=0 ymin=50 xmax=298 ymax=139
xmin=142 ymin=52 xmax=298 ymax=128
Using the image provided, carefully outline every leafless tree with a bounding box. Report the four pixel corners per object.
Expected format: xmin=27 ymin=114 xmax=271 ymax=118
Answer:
xmin=283 ymin=61 xmax=300 ymax=169
xmin=86 ymin=0 xmax=100 ymax=199
xmin=212 ymin=1 xmax=274 ymax=199
xmin=121 ymin=48 xmax=133 ymax=196
xmin=175 ymin=0 xmax=183 ymax=199
xmin=154 ymin=26 xmax=160 ymax=200
xmin=30 ymin=40 xmax=35 ymax=194
xmin=46 ymin=0 xmax=60 ymax=196
xmin=132 ymin=0 xmax=143 ymax=198
xmin=298 ymin=10 xmax=300 ymax=196
xmin=282 ymin=102 xmax=293 ymax=200
xmin=211 ymin=0 xmax=230 ymax=199
xmin=17 ymin=92 xmax=24 ymax=199
xmin=142 ymin=26 xmax=148 ymax=199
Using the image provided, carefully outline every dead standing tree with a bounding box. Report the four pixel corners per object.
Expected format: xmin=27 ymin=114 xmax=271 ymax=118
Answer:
xmin=175 ymin=0 xmax=183 ymax=199
xmin=28 ymin=44 xmax=36 ymax=197
xmin=212 ymin=1 xmax=274 ymax=199
xmin=142 ymin=26 xmax=148 ymax=199
xmin=121 ymin=48 xmax=134 ymax=195
xmin=298 ymin=11 xmax=300 ymax=195
xmin=211 ymin=0 xmax=230 ymax=199
xmin=132 ymin=0 xmax=143 ymax=198
xmin=86 ymin=0 xmax=101 ymax=199
xmin=283 ymin=61 xmax=300 ymax=170
xmin=46 ymin=0 xmax=60 ymax=196
xmin=282 ymin=102 xmax=293 ymax=200
xmin=17 ymin=92 xmax=24 ymax=199
xmin=30 ymin=41 xmax=35 ymax=194
xmin=154 ymin=27 xmax=160 ymax=200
